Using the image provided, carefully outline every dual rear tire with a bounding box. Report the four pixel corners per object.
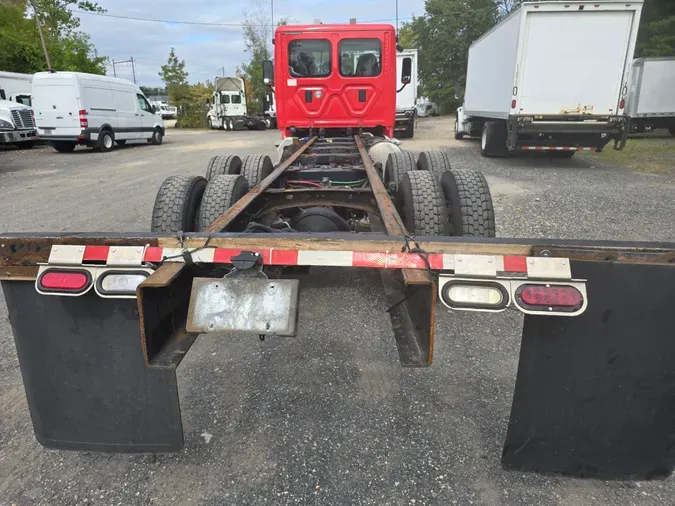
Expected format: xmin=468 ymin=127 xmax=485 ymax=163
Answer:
xmin=388 ymin=150 xmax=496 ymax=237
xmin=151 ymin=154 xmax=275 ymax=233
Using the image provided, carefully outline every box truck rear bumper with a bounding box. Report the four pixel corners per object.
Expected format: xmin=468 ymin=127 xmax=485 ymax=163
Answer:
xmin=509 ymin=116 xmax=627 ymax=151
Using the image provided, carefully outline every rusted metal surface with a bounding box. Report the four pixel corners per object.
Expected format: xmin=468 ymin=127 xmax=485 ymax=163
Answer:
xmin=531 ymin=246 xmax=675 ymax=265
xmin=255 ymin=188 xmax=378 ymax=216
xmin=206 ymin=137 xmax=318 ymax=233
xmin=3 ymin=233 xmax=675 ymax=273
xmin=0 ymin=236 xmax=155 ymax=268
xmin=354 ymin=135 xmax=407 ymax=236
xmin=0 ymin=266 xmax=39 ymax=281
xmin=137 ymin=263 xmax=199 ymax=369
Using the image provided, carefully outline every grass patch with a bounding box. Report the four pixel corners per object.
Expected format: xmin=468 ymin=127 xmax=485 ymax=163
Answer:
xmin=586 ymin=136 xmax=675 ymax=174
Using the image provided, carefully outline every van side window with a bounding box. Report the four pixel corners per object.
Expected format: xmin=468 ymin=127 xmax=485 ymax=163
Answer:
xmin=136 ymin=94 xmax=151 ymax=112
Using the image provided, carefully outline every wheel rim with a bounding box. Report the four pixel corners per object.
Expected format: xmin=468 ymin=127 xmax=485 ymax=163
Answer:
xmin=154 ymin=131 xmax=160 ymax=142
xmin=481 ymin=128 xmax=487 ymax=150
xmin=265 ymin=118 xmax=271 ymax=128
xmin=104 ymin=134 xmax=113 ymax=149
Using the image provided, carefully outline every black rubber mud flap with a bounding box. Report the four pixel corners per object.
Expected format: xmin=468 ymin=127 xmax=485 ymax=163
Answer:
xmin=502 ymin=260 xmax=675 ymax=480
xmin=2 ymin=281 xmax=184 ymax=453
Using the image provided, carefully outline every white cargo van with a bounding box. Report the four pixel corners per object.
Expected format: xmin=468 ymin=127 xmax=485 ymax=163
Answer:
xmin=32 ymin=72 xmax=165 ymax=153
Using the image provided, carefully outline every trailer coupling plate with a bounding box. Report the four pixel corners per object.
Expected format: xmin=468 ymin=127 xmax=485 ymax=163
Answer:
xmin=186 ymin=278 xmax=300 ymax=336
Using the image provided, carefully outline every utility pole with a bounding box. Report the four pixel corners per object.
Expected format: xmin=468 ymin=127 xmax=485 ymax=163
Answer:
xmin=112 ymin=58 xmax=137 ymax=83
xmin=29 ymin=0 xmax=52 ymax=72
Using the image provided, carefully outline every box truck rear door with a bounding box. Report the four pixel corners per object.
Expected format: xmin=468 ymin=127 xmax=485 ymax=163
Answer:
xmin=517 ymin=10 xmax=634 ymax=116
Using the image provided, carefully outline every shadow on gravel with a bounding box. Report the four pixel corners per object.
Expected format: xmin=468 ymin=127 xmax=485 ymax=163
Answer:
xmin=454 ymin=138 xmax=599 ymax=169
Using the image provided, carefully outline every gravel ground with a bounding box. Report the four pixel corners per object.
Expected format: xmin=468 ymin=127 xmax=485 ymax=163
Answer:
xmin=1 ymin=118 xmax=675 ymax=505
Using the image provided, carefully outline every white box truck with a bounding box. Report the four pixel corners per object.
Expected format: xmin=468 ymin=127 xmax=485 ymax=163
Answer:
xmin=626 ymin=57 xmax=675 ymax=136
xmin=394 ymin=49 xmax=418 ymax=139
xmin=0 ymin=71 xmax=33 ymax=106
xmin=456 ymin=0 xmax=643 ymax=157
xmin=207 ymin=76 xmax=267 ymax=131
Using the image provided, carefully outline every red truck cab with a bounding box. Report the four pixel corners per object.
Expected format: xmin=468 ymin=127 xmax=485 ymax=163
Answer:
xmin=268 ymin=24 xmax=399 ymax=138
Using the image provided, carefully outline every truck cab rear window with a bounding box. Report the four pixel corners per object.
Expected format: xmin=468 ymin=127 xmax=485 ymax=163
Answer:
xmin=288 ymin=40 xmax=331 ymax=78
xmin=231 ymin=94 xmax=242 ymax=104
xmin=340 ymin=39 xmax=382 ymax=77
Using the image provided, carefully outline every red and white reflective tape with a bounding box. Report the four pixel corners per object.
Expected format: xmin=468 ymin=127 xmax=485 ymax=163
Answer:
xmin=520 ymin=146 xmax=597 ymax=151
xmin=46 ymin=245 xmax=573 ymax=280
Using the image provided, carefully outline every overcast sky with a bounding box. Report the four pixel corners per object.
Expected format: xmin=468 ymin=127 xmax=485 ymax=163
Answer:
xmin=76 ymin=0 xmax=426 ymax=87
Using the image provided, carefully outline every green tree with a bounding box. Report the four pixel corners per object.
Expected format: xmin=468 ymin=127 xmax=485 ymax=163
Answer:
xmin=400 ymin=0 xmax=498 ymax=111
xmin=240 ymin=4 xmax=273 ymax=114
xmin=636 ymin=0 xmax=675 ymax=57
xmin=0 ymin=0 xmax=106 ymax=74
xmin=159 ymin=47 xmax=189 ymax=102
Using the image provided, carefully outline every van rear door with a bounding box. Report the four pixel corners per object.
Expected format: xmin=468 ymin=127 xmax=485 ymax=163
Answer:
xmin=32 ymin=73 xmax=81 ymax=137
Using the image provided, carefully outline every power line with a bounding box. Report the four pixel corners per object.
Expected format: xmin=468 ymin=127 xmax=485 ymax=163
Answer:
xmin=75 ymin=6 xmax=501 ymax=28
xmin=75 ymin=9 xmax=419 ymax=26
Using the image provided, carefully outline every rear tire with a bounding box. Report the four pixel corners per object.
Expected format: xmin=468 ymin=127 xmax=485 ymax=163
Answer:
xmin=417 ymin=150 xmax=452 ymax=178
xmin=96 ymin=129 xmax=115 ymax=153
xmin=241 ymin=154 xmax=274 ymax=187
xmin=384 ymin=151 xmax=417 ymax=190
xmin=206 ymin=155 xmax=242 ymax=180
xmin=151 ymin=175 xmax=207 ymax=233
xmin=397 ymin=171 xmax=449 ymax=236
xmin=198 ymin=175 xmax=249 ymax=231
xmin=440 ymin=169 xmax=495 ymax=237
xmin=52 ymin=142 xmax=76 ymax=153
xmin=481 ymin=121 xmax=508 ymax=157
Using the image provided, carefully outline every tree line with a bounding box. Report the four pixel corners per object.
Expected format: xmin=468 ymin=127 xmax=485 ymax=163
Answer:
xmin=400 ymin=0 xmax=675 ymax=112
xmin=0 ymin=0 xmax=106 ymax=74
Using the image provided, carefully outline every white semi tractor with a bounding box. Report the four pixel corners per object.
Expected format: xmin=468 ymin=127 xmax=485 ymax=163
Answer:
xmin=0 ymin=72 xmax=36 ymax=148
xmin=207 ymin=76 xmax=268 ymax=131
xmin=456 ymin=0 xmax=643 ymax=157
xmin=626 ymin=57 xmax=675 ymax=136
xmin=394 ymin=49 xmax=418 ymax=139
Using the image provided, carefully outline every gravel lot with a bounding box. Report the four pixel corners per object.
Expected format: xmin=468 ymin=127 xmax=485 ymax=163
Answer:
xmin=1 ymin=117 xmax=675 ymax=505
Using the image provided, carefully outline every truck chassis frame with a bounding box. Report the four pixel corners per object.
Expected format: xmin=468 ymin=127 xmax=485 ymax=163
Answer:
xmin=2 ymin=134 xmax=675 ymax=480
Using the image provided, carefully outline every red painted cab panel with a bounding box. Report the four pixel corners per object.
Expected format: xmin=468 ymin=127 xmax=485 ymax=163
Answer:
xmin=274 ymin=24 xmax=396 ymax=137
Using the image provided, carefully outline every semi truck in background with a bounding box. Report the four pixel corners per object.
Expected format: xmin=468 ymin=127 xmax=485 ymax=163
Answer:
xmin=263 ymin=91 xmax=277 ymax=129
xmin=206 ymin=76 xmax=267 ymax=131
xmin=456 ymin=0 xmax=643 ymax=157
xmin=394 ymin=49 xmax=418 ymax=139
xmin=0 ymin=71 xmax=33 ymax=106
xmin=0 ymin=99 xmax=37 ymax=148
xmin=626 ymin=57 xmax=675 ymax=136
